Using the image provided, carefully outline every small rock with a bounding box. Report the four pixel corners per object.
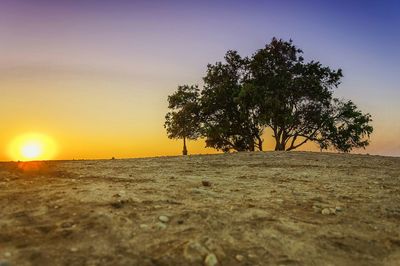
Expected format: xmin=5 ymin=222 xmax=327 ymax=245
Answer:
xmin=139 ymin=224 xmax=149 ymax=229
xmin=312 ymin=205 xmax=321 ymax=213
xmin=248 ymin=253 xmax=257 ymax=259
xmin=155 ymin=222 xmax=167 ymax=230
xmin=204 ymin=253 xmax=218 ymax=266
xmin=61 ymin=222 xmax=74 ymax=228
xmin=159 ymin=215 xmax=170 ymax=223
xmin=70 ymin=247 xmax=78 ymax=252
xmin=4 ymin=252 xmax=11 ymax=258
xmin=111 ymin=201 xmax=124 ymax=209
xmin=235 ymin=254 xmax=244 ymax=262
xmin=321 ymin=208 xmax=332 ymax=215
xmin=202 ymin=180 xmax=212 ymax=187
xmin=335 ymin=206 xmax=343 ymax=212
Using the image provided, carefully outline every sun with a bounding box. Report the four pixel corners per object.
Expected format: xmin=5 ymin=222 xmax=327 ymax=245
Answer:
xmin=21 ymin=142 xmax=43 ymax=160
xmin=9 ymin=133 xmax=57 ymax=161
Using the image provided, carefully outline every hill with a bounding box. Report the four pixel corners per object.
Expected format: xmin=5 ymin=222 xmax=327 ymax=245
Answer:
xmin=1 ymin=152 xmax=400 ymax=265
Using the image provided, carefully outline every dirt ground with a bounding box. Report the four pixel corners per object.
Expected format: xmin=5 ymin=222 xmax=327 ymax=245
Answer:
xmin=0 ymin=151 xmax=400 ymax=266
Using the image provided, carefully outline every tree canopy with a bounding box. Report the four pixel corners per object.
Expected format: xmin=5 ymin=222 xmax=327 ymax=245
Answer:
xmin=165 ymin=38 xmax=373 ymax=154
xmin=164 ymin=85 xmax=201 ymax=155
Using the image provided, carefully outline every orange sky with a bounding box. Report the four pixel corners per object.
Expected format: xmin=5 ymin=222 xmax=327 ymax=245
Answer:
xmin=0 ymin=67 xmax=398 ymax=160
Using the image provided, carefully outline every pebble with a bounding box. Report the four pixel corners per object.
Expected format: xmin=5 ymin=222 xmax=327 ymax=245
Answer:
xmin=248 ymin=253 xmax=257 ymax=259
xmin=111 ymin=201 xmax=124 ymax=209
xmin=204 ymin=253 xmax=218 ymax=266
xmin=159 ymin=215 xmax=170 ymax=223
xmin=321 ymin=208 xmax=336 ymax=215
xmin=155 ymin=222 xmax=167 ymax=230
xmin=235 ymin=254 xmax=244 ymax=262
xmin=3 ymin=252 xmax=11 ymax=258
xmin=139 ymin=224 xmax=149 ymax=229
xmin=335 ymin=206 xmax=343 ymax=212
xmin=202 ymin=180 xmax=212 ymax=187
xmin=70 ymin=247 xmax=78 ymax=252
xmin=61 ymin=222 xmax=74 ymax=228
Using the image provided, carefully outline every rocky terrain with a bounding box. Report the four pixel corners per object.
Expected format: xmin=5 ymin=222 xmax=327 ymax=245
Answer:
xmin=0 ymin=151 xmax=400 ymax=265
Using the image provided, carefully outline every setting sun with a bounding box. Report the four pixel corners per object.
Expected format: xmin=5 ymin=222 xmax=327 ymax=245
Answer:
xmin=21 ymin=142 xmax=42 ymax=160
xmin=8 ymin=133 xmax=57 ymax=161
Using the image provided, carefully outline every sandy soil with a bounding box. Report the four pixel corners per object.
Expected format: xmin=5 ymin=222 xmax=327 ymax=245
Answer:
xmin=1 ymin=151 xmax=400 ymax=266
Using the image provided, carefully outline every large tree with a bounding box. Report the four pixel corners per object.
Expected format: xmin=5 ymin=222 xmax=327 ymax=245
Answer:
xmin=165 ymin=38 xmax=373 ymax=153
xmin=245 ymin=38 xmax=372 ymax=151
xmin=164 ymin=85 xmax=201 ymax=155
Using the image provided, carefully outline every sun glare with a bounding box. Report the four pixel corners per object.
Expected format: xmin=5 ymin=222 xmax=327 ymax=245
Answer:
xmin=9 ymin=133 xmax=57 ymax=161
xmin=21 ymin=142 xmax=42 ymax=159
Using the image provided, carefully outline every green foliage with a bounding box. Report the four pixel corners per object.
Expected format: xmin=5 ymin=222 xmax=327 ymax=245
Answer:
xmin=200 ymin=51 xmax=264 ymax=152
xmin=317 ymin=100 xmax=373 ymax=152
xmin=164 ymin=85 xmax=201 ymax=154
xmin=165 ymin=38 xmax=373 ymax=153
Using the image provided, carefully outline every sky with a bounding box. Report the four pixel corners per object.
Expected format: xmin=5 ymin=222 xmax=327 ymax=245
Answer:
xmin=0 ymin=0 xmax=399 ymax=160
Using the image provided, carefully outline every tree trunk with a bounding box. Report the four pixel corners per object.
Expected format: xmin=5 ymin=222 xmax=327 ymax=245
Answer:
xmin=255 ymin=135 xmax=263 ymax=151
xmin=258 ymin=140 xmax=263 ymax=151
xmin=249 ymin=141 xmax=255 ymax=152
xmin=274 ymin=141 xmax=286 ymax=151
xmin=182 ymin=137 xmax=188 ymax=155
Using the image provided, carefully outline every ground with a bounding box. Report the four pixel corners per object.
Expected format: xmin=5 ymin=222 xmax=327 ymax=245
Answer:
xmin=1 ymin=151 xmax=400 ymax=266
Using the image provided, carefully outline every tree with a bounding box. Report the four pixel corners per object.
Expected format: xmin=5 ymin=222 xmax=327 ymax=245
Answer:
xmin=164 ymin=85 xmax=201 ymax=155
xmin=165 ymin=38 xmax=373 ymax=153
xmin=245 ymin=38 xmax=373 ymax=151
xmin=316 ymin=99 xmax=373 ymax=152
xmin=200 ymin=51 xmax=264 ymax=152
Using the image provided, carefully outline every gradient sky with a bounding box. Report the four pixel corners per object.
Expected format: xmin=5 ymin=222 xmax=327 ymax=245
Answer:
xmin=1 ymin=0 xmax=399 ymax=160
